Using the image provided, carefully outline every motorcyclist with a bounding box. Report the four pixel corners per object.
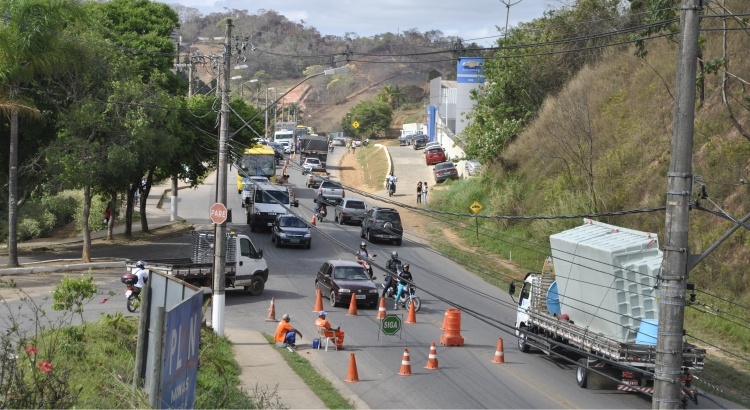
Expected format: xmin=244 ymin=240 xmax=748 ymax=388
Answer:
xmin=314 ymin=191 xmax=328 ymax=216
xmin=355 ymin=242 xmax=375 ymax=278
xmin=383 ymin=251 xmax=401 ymax=297
xmin=393 ymin=264 xmax=413 ymax=310
xmin=385 ymin=172 xmax=397 ymax=193
xmin=133 ymin=260 xmax=149 ymax=291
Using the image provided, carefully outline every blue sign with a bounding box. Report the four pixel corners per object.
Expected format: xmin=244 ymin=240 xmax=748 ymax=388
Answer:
xmin=160 ymin=291 xmax=203 ymax=409
xmin=457 ymin=57 xmax=485 ymax=84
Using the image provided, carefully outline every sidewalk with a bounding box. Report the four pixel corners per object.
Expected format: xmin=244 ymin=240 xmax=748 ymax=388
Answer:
xmin=0 ymin=176 xmax=329 ymax=410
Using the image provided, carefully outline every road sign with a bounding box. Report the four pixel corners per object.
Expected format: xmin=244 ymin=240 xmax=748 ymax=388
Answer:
xmin=352 ymin=121 xmax=360 ymax=129
xmin=381 ymin=314 xmax=401 ymax=335
xmin=209 ymin=203 xmax=228 ymax=224
xmin=470 ymin=200 xmax=483 ymax=214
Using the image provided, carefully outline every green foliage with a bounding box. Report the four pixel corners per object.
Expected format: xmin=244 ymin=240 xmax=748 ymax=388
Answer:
xmin=51 ymin=273 xmax=99 ymax=321
xmin=341 ymin=101 xmax=393 ymax=138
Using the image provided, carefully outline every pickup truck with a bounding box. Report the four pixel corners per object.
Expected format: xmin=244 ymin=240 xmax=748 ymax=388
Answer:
xmin=305 ymin=170 xmax=330 ymax=188
xmin=127 ymin=230 xmax=269 ymax=295
xmin=318 ymin=180 xmax=345 ymax=205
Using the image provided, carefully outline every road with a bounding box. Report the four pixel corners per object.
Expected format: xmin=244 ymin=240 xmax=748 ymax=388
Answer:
xmin=1 ymin=145 xmax=734 ymax=409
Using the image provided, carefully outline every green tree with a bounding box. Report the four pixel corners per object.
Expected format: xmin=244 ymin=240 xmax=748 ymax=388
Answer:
xmin=345 ymin=100 xmax=393 ymax=139
xmin=378 ymin=84 xmax=406 ymax=110
xmin=0 ymin=0 xmax=84 ymax=267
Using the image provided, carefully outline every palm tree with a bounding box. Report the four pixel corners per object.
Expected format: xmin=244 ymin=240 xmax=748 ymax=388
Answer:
xmin=380 ymin=84 xmax=406 ymax=110
xmin=0 ymin=0 xmax=83 ymax=267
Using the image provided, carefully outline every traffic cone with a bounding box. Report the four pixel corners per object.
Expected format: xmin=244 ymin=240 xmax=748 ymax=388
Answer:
xmin=344 ymin=353 xmax=360 ymax=383
xmin=347 ymin=294 xmax=358 ymax=316
xmin=424 ymin=343 xmax=439 ymax=370
xmin=376 ymin=297 xmax=387 ymax=320
xmin=311 ymin=214 xmax=317 ymax=226
xmin=406 ymin=299 xmax=417 ymax=324
xmin=439 ymin=308 xmax=465 ymax=346
xmin=440 ymin=309 xmax=449 ymax=330
xmin=397 ymin=349 xmax=412 ymax=376
xmin=313 ymin=289 xmax=324 ymax=312
xmin=492 ymin=338 xmax=505 ymax=364
xmin=265 ymin=297 xmax=277 ymax=322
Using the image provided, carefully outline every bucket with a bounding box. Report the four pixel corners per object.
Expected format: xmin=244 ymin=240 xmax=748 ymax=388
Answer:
xmin=312 ymin=338 xmax=320 ymax=349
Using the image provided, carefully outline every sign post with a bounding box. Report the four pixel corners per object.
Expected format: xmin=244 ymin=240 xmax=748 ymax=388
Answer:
xmin=381 ymin=314 xmax=402 ymax=336
xmin=470 ymin=201 xmax=483 ymax=239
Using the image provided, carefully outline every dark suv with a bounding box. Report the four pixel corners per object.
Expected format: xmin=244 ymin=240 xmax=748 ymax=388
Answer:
xmin=360 ymin=207 xmax=403 ymax=246
xmin=412 ymin=135 xmax=429 ymax=149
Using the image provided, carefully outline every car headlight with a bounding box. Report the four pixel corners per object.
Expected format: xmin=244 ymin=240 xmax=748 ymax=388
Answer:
xmin=278 ymin=232 xmax=287 ymax=238
xmin=339 ymin=288 xmax=351 ymax=293
xmin=304 ymin=233 xmax=311 ymax=238
xmin=254 ymin=209 xmax=262 ymax=215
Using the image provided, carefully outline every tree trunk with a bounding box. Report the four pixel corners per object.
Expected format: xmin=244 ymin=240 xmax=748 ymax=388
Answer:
xmin=140 ymin=169 xmax=154 ymax=233
xmin=81 ymin=184 xmax=92 ymax=263
xmin=6 ymin=110 xmax=20 ymax=268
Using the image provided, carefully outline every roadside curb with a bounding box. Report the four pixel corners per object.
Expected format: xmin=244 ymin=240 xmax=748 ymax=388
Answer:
xmin=0 ymin=261 xmax=125 ymax=275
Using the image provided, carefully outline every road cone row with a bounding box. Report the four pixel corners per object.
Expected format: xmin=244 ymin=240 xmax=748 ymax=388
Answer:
xmin=311 ymin=214 xmax=317 ymax=226
xmin=424 ymin=342 xmax=439 ymax=370
xmin=265 ymin=297 xmax=277 ymax=322
xmin=492 ymin=338 xmax=505 ymax=364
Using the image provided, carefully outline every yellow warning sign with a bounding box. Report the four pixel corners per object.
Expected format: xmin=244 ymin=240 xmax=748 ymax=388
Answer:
xmin=352 ymin=121 xmax=360 ymax=129
xmin=470 ymin=201 xmax=483 ymax=214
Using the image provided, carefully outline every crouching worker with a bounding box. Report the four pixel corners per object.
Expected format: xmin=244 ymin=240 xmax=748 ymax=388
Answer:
xmin=275 ymin=314 xmax=302 ymax=349
xmin=315 ymin=310 xmax=345 ymax=350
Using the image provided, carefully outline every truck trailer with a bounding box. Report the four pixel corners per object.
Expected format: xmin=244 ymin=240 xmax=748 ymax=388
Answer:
xmin=298 ymin=134 xmax=329 ymax=168
xmin=511 ymin=219 xmax=705 ymax=405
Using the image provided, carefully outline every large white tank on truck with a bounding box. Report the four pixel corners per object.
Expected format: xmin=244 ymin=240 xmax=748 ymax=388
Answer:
xmin=549 ymin=218 xmax=661 ymax=343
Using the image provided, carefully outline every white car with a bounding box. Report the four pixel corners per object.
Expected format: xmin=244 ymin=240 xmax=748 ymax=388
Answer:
xmin=302 ymin=157 xmax=324 ymax=172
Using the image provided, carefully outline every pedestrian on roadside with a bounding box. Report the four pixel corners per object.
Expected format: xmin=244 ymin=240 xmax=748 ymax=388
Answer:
xmin=422 ymin=182 xmax=428 ymax=204
xmin=416 ymin=181 xmax=422 ymax=204
xmin=346 ymin=141 xmax=351 ymax=153
xmin=103 ymin=204 xmax=112 ymax=227
xmin=274 ymin=314 xmax=302 ymax=349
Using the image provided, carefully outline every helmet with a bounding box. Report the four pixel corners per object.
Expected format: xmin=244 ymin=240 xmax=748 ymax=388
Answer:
xmin=403 ymin=264 xmax=410 ymax=271
xmin=360 ymin=241 xmax=367 ymax=249
xmin=391 ymin=251 xmax=398 ymax=260
xmin=136 ymin=260 xmax=145 ymax=269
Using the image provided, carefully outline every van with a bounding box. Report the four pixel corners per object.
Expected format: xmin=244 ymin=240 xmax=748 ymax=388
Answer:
xmin=245 ymin=183 xmax=299 ymax=232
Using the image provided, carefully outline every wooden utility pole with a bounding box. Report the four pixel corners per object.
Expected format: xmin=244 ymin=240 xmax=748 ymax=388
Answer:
xmin=653 ymin=1 xmax=702 ymax=408
xmin=212 ymin=19 xmax=232 ymax=337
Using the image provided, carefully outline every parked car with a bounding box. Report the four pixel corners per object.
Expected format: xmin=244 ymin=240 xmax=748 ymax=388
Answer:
xmin=433 ymin=161 xmax=459 ymax=183
xmin=333 ymin=137 xmax=347 ymax=146
xmin=424 ymin=141 xmax=442 ymax=152
xmin=412 ymin=135 xmax=429 ymax=149
xmin=425 ymin=146 xmax=447 ymax=165
xmin=398 ymin=134 xmax=412 ymax=146
xmin=465 ymin=159 xmax=482 ymax=176
xmin=361 ymin=207 xmax=403 ymax=246
xmin=334 ymin=198 xmax=367 ymax=225
xmin=271 ymin=214 xmax=311 ymax=249
xmin=315 ymin=260 xmax=379 ymax=308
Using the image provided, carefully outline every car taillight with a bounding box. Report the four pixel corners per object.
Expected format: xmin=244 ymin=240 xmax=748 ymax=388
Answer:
xmin=622 ymin=371 xmax=636 ymax=379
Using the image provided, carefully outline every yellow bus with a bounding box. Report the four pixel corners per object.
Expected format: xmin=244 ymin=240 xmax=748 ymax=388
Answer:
xmin=236 ymin=145 xmax=276 ymax=193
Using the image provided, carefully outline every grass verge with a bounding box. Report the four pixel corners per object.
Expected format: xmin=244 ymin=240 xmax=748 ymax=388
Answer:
xmin=354 ymin=144 xmax=390 ymax=190
xmin=261 ymin=333 xmax=354 ymax=409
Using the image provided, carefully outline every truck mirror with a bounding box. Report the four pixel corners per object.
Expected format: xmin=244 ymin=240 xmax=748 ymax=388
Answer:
xmin=258 ymin=249 xmax=263 ymax=259
xmin=508 ymin=281 xmax=516 ymax=296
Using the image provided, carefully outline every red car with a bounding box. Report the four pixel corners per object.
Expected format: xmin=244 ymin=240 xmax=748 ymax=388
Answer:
xmin=425 ymin=146 xmax=446 ymax=165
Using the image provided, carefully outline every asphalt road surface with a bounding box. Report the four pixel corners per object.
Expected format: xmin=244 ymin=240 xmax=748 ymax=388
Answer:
xmin=0 ymin=147 xmax=736 ymax=409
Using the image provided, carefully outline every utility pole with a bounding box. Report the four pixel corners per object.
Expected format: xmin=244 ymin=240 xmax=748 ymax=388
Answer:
xmin=653 ymin=1 xmax=701 ymax=408
xmin=212 ymin=18 xmax=232 ymax=337
xmin=499 ymin=0 xmax=523 ymax=39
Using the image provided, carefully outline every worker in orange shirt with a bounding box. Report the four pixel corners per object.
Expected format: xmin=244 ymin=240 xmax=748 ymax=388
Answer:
xmin=315 ymin=311 xmax=345 ymax=349
xmin=274 ymin=314 xmax=302 ymax=349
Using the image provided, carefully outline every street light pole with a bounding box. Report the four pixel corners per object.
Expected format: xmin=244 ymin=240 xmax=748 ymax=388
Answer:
xmin=212 ymin=18 xmax=232 ymax=337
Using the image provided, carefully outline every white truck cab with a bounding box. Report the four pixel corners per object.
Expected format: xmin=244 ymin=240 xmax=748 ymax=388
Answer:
xmin=245 ymin=183 xmax=299 ymax=232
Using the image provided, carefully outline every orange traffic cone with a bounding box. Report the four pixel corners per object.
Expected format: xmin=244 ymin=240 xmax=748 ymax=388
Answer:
xmin=311 ymin=214 xmax=317 ymax=226
xmin=344 ymin=353 xmax=360 ymax=383
xmin=398 ymin=348 xmax=413 ymax=376
xmin=492 ymin=338 xmax=505 ymax=364
xmin=406 ymin=300 xmax=417 ymax=324
xmin=424 ymin=343 xmax=439 ymax=369
xmin=440 ymin=309 xmax=449 ymax=330
xmin=313 ymin=289 xmax=324 ymax=312
xmin=347 ymin=294 xmax=358 ymax=316
xmin=376 ymin=297 xmax=387 ymax=320
xmin=265 ymin=297 xmax=277 ymax=322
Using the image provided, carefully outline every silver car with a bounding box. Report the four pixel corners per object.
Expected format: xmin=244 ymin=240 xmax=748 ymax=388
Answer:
xmin=465 ymin=160 xmax=482 ymax=176
xmin=334 ymin=198 xmax=367 ymax=225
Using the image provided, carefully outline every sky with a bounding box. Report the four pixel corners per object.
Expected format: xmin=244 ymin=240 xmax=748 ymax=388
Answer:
xmin=168 ymin=0 xmax=559 ymax=46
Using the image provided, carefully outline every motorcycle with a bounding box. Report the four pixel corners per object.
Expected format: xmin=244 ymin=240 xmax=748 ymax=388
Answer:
xmin=121 ymin=273 xmax=142 ymax=313
xmin=314 ymin=198 xmax=327 ymax=222
xmin=356 ymin=253 xmax=376 ymax=278
xmin=381 ymin=277 xmax=421 ymax=312
xmin=386 ymin=180 xmax=396 ymax=197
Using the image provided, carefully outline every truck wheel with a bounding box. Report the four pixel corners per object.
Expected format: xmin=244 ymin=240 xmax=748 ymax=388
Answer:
xmin=245 ymin=276 xmax=264 ymax=296
xmin=517 ymin=326 xmax=530 ymax=353
xmin=576 ymin=358 xmax=588 ymax=388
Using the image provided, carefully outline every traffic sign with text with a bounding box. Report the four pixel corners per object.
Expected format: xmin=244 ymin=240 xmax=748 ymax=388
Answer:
xmin=209 ymin=203 xmax=228 ymax=224
xmin=381 ymin=315 xmax=401 ymax=335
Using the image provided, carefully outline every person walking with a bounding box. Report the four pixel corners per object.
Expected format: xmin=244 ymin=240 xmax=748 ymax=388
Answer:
xmin=103 ymin=204 xmax=112 ymax=227
xmin=346 ymin=140 xmax=351 ymax=153
xmin=274 ymin=314 xmax=303 ymax=349
xmin=422 ymin=181 xmax=428 ymax=204
xmin=416 ymin=181 xmax=422 ymax=204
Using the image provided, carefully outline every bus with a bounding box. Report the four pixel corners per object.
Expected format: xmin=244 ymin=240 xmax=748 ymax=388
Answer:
xmin=236 ymin=145 xmax=276 ymax=193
